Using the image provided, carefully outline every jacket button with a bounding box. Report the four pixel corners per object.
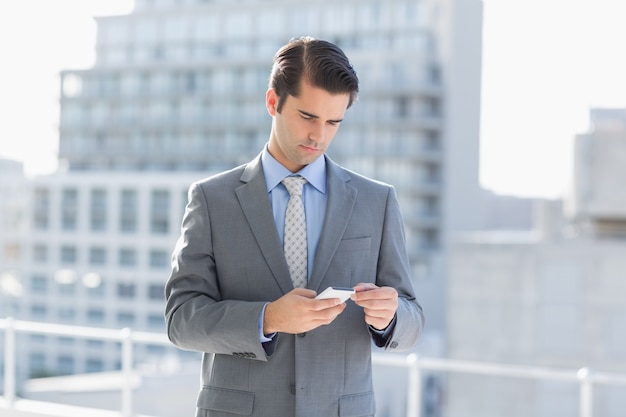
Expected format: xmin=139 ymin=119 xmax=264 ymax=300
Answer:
xmin=297 ymin=332 xmax=306 ymax=337
xmin=290 ymin=385 xmax=296 ymax=395
xmin=390 ymin=341 xmax=398 ymax=349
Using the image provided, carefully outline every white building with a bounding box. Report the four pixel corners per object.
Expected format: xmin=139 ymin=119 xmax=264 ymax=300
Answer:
xmin=447 ymin=108 xmax=626 ymax=417
xmin=11 ymin=172 xmax=200 ymax=379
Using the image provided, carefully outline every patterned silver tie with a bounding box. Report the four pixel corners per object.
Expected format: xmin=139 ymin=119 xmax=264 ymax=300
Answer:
xmin=282 ymin=176 xmax=308 ymax=288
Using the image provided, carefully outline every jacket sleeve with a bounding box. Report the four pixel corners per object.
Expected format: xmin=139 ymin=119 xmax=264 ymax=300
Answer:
xmin=373 ymin=185 xmax=425 ymax=351
xmin=164 ymin=182 xmax=271 ymax=361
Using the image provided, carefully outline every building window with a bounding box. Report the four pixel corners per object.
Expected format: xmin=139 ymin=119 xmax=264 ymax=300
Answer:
xmin=57 ymin=355 xmax=75 ymax=375
xmin=86 ymin=358 xmax=104 ymax=373
xmin=90 ymin=189 xmax=108 ymax=231
xmin=33 ymin=188 xmax=50 ymax=230
xmin=58 ymin=336 xmax=75 ymax=347
xmin=424 ymin=229 xmax=439 ymax=250
xmin=428 ymin=64 xmax=441 ymax=84
xmin=87 ymin=281 xmax=105 ymax=298
xmin=29 ymin=353 xmax=46 ymax=377
xmin=60 ymin=245 xmax=77 ymax=264
xmin=89 ymin=247 xmax=107 ymax=265
xmin=87 ymin=309 xmax=105 ymax=325
xmin=149 ymin=250 xmax=168 ymax=268
xmin=425 ymin=131 xmax=439 ymax=150
xmin=120 ymin=189 xmax=138 ymax=232
xmin=117 ymin=312 xmax=135 ymax=327
xmin=33 ymin=244 xmax=48 ymax=262
xmin=117 ymin=282 xmax=136 ymax=299
xmin=31 ymin=275 xmax=48 ymax=294
xmin=426 ymin=163 xmax=440 ymax=183
xmin=426 ymin=97 xmax=441 ymax=117
xmin=31 ymin=305 xmax=47 ymax=320
xmin=61 ymin=188 xmax=78 ymax=230
xmin=87 ymin=339 xmax=104 ymax=349
xmin=151 ymin=189 xmax=170 ymax=234
xmin=148 ymin=283 xmax=164 ymax=300
xmin=58 ymin=308 xmax=76 ymax=322
xmin=59 ymin=282 xmax=76 ymax=296
xmin=394 ymin=96 xmax=410 ymax=119
xmin=119 ymin=248 xmax=137 ymax=267
xmin=148 ymin=314 xmax=164 ymax=330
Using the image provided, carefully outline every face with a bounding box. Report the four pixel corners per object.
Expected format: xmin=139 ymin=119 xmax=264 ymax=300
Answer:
xmin=266 ymin=80 xmax=351 ymax=173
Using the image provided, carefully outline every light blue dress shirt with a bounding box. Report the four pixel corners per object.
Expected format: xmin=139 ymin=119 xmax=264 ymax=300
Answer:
xmin=261 ymin=146 xmax=327 ymax=278
xmin=258 ymin=146 xmax=327 ymax=342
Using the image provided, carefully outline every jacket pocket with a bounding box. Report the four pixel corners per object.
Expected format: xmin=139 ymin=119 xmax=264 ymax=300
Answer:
xmin=339 ymin=391 xmax=376 ymax=416
xmin=336 ymin=237 xmax=371 ymax=252
xmin=197 ymin=386 xmax=254 ymax=416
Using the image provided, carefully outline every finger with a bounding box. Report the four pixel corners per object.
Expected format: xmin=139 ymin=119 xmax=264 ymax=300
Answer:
xmin=363 ymin=309 xmax=394 ymax=329
xmin=291 ymin=288 xmax=317 ymax=299
xmin=362 ymin=286 xmax=397 ymax=300
xmin=310 ymin=297 xmax=345 ymax=311
xmin=353 ymin=282 xmax=378 ymax=292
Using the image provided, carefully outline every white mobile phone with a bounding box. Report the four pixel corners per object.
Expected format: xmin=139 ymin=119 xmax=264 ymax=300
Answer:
xmin=315 ymin=286 xmax=355 ymax=303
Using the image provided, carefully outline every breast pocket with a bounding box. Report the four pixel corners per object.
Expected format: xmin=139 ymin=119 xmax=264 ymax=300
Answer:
xmin=336 ymin=237 xmax=371 ymax=252
xmin=331 ymin=237 xmax=373 ymax=286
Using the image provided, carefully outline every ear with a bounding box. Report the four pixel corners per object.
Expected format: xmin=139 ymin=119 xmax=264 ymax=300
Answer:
xmin=266 ymin=88 xmax=278 ymax=116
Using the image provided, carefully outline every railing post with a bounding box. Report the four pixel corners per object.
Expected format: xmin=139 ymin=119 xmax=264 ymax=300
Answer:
xmin=406 ymin=353 xmax=421 ymax=417
xmin=121 ymin=327 xmax=134 ymax=417
xmin=578 ymin=367 xmax=593 ymax=417
xmin=3 ymin=317 xmax=16 ymax=408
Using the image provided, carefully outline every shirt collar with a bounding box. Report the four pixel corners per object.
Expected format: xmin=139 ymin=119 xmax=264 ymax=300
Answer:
xmin=261 ymin=144 xmax=327 ymax=194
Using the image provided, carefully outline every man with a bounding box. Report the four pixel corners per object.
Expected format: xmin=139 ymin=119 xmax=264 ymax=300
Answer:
xmin=165 ymin=37 xmax=424 ymax=417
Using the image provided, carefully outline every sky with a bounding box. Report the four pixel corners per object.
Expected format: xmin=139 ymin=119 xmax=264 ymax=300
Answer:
xmin=0 ymin=0 xmax=625 ymax=198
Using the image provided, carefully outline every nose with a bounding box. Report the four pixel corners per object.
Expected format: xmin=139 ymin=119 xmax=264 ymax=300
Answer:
xmin=308 ymin=122 xmax=325 ymax=143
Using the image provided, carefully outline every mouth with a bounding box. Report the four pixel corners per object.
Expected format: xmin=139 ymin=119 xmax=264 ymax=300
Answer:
xmin=301 ymin=144 xmax=321 ymax=153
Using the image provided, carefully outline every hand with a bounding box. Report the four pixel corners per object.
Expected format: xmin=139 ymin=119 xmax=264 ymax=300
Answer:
xmin=351 ymin=283 xmax=398 ymax=330
xmin=263 ymin=288 xmax=347 ymax=334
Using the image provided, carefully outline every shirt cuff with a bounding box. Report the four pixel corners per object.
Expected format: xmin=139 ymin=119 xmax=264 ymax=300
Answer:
xmin=369 ymin=314 xmax=397 ymax=347
xmin=259 ymin=303 xmax=276 ymax=342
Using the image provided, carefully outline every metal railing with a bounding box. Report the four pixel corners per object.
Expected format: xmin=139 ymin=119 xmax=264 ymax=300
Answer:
xmin=2 ymin=317 xmax=626 ymax=417
xmin=1 ymin=317 xmax=169 ymax=417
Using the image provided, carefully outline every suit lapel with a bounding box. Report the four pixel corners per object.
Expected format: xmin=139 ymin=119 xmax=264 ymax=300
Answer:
xmin=235 ymin=155 xmax=294 ymax=295
xmin=309 ymin=158 xmax=357 ymax=291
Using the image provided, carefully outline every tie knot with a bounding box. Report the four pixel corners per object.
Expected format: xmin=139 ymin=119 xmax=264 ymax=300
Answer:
xmin=282 ymin=176 xmax=307 ymax=197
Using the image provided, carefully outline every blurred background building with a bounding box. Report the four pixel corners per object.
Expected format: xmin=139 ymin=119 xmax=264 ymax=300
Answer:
xmin=447 ymin=108 xmax=626 ymax=417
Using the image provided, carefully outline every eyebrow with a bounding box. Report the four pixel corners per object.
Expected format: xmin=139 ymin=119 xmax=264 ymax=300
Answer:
xmin=298 ymin=109 xmax=343 ymax=124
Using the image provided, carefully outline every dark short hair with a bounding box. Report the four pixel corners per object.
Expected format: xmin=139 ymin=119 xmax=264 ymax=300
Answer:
xmin=269 ymin=37 xmax=359 ymax=113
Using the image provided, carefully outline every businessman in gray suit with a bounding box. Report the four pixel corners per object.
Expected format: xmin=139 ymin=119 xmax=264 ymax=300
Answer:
xmin=165 ymin=37 xmax=424 ymax=417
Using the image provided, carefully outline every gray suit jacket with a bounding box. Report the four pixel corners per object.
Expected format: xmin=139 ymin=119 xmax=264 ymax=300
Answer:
xmin=165 ymin=154 xmax=424 ymax=417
